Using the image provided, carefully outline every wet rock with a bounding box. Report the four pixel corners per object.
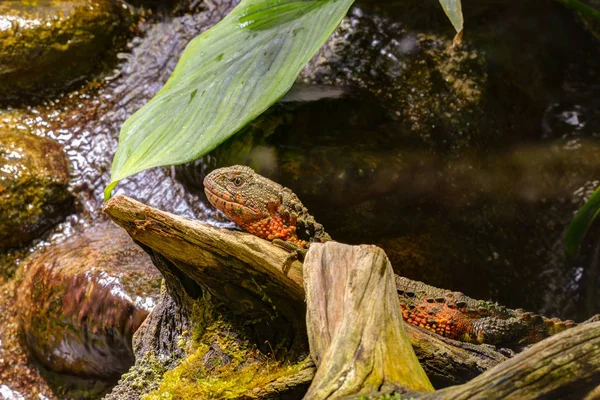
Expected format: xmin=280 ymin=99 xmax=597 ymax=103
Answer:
xmin=1 ymin=279 xmax=117 ymax=400
xmin=16 ymin=222 xmax=162 ymax=379
xmin=0 ymin=281 xmax=55 ymax=399
xmin=0 ymin=0 xmax=132 ymax=101
xmin=0 ymin=130 xmax=72 ymax=249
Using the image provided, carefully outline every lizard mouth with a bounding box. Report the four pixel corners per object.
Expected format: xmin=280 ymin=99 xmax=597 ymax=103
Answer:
xmin=204 ymin=186 xmax=261 ymax=221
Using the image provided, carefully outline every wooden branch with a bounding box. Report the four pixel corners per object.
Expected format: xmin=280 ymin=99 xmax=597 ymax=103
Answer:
xmin=304 ymin=242 xmax=434 ymax=398
xmin=419 ymin=320 xmax=600 ymax=399
xmin=404 ymin=324 xmax=507 ymax=388
xmin=103 ymin=195 xmax=304 ymax=294
xmin=103 ymin=195 xmax=505 ymax=385
xmin=104 ymin=195 xmax=307 ymax=352
xmin=105 ymin=196 xmax=600 ymax=398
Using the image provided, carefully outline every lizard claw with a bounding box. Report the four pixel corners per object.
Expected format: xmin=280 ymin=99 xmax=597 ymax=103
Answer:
xmin=272 ymin=239 xmax=308 ymax=275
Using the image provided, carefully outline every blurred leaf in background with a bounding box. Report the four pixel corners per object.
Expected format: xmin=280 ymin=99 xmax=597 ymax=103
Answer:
xmin=555 ymin=0 xmax=600 ymax=41
xmin=561 ymin=0 xmax=600 ymax=254
xmin=566 ymin=185 xmax=600 ymax=256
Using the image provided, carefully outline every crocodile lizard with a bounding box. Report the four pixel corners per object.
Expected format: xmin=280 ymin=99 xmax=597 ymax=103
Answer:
xmin=204 ymin=165 xmax=576 ymax=349
xmin=396 ymin=276 xmax=576 ymax=349
xmin=203 ymin=165 xmax=331 ymax=247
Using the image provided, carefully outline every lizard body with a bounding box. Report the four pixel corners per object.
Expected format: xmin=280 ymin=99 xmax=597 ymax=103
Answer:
xmin=204 ymin=165 xmax=576 ymax=349
xmin=396 ymin=276 xmax=576 ymax=349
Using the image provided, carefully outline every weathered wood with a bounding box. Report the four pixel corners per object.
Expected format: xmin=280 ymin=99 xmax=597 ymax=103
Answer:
xmin=304 ymin=242 xmax=434 ymax=398
xmin=104 ymin=195 xmax=307 ymax=352
xmin=103 ymin=195 xmax=506 ymax=385
xmin=404 ymin=324 xmax=507 ymax=388
xmin=105 ymin=195 xmax=600 ymax=398
xmin=418 ymin=320 xmax=600 ymax=400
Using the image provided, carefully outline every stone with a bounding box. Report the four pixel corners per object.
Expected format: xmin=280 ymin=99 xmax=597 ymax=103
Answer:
xmin=16 ymin=222 xmax=162 ymax=379
xmin=0 ymin=130 xmax=72 ymax=248
xmin=0 ymin=0 xmax=132 ymax=100
xmin=0 ymin=281 xmax=56 ymax=399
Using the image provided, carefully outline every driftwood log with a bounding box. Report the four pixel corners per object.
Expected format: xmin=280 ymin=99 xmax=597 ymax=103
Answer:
xmin=104 ymin=195 xmax=600 ymax=398
xmin=419 ymin=319 xmax=600 ymax=399
xmin=304 ymin=242 xmax=434 ymax=398
xmin=303 ymin=242 xmax=600 ymax=399
xmin=104 ymin=195 xmax=505 ymax=387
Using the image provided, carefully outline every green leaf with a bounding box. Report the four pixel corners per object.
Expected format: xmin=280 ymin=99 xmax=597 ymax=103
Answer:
xmin=555 ymin=0 xmax=600 ymax=21
xmin=438 ymin=0 xmax=463 ymax=44
xmin=105 ymin=0 xmax=355 ymax=200
xmin=555 ymin=0 xmax=600 ymax=41
xmin=565 ymin=185 xmax=600 ymax=256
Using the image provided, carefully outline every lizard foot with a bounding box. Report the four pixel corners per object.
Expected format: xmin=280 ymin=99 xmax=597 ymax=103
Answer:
xmin=272 ymin=239 xmax=308 ymax=275
xmin=272 ymin=239 xmax=308 ymax=258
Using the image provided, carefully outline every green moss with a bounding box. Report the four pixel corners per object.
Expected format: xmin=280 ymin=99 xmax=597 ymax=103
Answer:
xmin=0 ymin=246 xmax=29 ymax=281
xmin=358 ymin=394 xmax=416 ymax=400
xmin=106 ymin=352 xmax=169 ymax=399
xmin=121 ymin=354 xmax=168 ymax=392
xmin=142 ymin=315 xmax=305 ymax=400
xmin=142 ymin=345 xmax=305 ymax=400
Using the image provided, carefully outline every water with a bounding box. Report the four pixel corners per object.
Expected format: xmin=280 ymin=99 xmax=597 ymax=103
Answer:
xmin=2 ymin=0 xmax=599 ymax=319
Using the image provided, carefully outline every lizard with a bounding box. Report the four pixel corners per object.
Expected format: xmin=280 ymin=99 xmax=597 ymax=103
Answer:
xmin=204 ymin=165 xmax=577 ymax=350
xmin=395 ymin=276 xmax=576 ymax=350
xmin=203 ymin=165 xmax=331 ymax=249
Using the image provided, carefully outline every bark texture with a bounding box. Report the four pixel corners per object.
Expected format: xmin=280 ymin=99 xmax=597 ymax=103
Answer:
xmin=420 ymin=320 xmax=600 ymax=400
xmin=304 ymin=242 xmax=434 ymax=398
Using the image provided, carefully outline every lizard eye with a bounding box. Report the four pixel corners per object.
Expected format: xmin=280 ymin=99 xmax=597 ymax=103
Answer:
xmin=232 ymin=177 xmax=244 ymax=186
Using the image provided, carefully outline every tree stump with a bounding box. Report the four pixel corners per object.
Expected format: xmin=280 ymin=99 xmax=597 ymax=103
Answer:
xmin=304 ymin=242 xmax=434 ymax=398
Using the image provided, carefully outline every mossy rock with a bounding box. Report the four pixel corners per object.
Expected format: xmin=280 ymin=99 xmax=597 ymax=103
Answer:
xmin=0 ymin=130 xmax=72 ymax=248
xmin=0 ymin=0 xmax=132 ymax=101
xmin=16 ymin=222 xmax=162 ymax=379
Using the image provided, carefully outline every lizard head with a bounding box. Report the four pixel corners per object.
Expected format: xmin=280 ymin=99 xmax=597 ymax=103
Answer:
xmin=203 ymin=165 xmax=282 ymax=227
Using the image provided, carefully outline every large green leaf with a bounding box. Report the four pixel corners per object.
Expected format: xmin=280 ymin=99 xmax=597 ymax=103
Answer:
xmin=566 ymin=185 xmax=600 ymax=256
xmin=105 ymin=0 xmax=354 ymax=200
xmin=438 ymin=0 xmax=463 ymax=44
